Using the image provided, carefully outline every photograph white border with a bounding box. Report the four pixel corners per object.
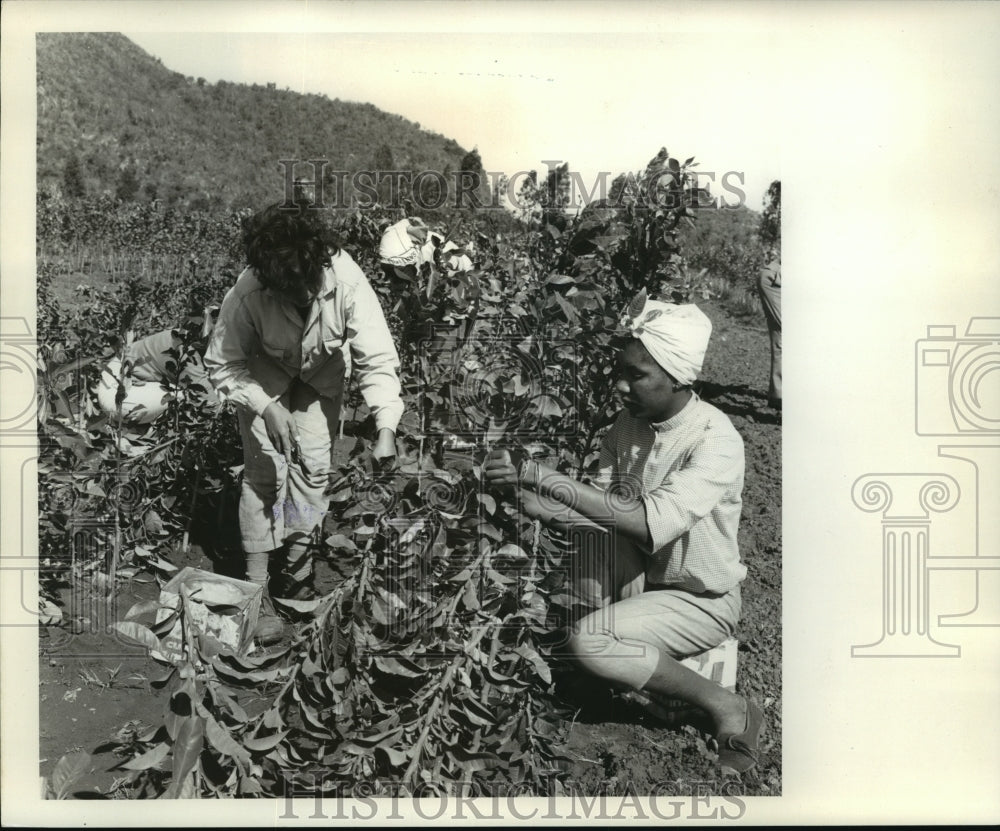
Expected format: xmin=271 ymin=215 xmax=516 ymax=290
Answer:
xmin=3 ymin=0 xmax=999 ymax=825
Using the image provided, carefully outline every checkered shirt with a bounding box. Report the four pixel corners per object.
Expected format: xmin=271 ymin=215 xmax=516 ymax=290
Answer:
xmin=593 ymin=393 xmax=747 ymax=594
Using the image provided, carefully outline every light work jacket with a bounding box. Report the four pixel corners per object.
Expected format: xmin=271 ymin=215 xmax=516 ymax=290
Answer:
xmin=204 ymin=249 xmax=403 ymax=431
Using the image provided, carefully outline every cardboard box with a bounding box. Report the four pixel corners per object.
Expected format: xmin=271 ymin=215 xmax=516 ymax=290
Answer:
xmin=153 ymin=567 xmax=262 ymax=663
xmin=680 ymin=635 xmax=738 ymax=691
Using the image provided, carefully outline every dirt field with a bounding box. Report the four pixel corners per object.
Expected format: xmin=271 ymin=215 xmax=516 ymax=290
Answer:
xmin=39 ymin=298 xmax=781 ymax=798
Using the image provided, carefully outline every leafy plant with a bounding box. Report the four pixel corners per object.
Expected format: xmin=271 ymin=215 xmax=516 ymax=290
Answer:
xmin=44 ymin=751 xmax=94 ymax=799
xmin=37 ymin=144 xmax=757 ymax=797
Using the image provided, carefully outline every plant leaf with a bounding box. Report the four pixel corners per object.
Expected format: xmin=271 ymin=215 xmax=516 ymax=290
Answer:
xmin=39 ymin=599 xmax=63 ymax=626
xmin=112 ymin=621 xmax=160 ymax=652
xmin=121 ymin=742 xmax=171 ymax=771
xmin=375 ymin=745 xmax=410 ymax=768
xmin=534 ymin=394 xmax=564 ymax=418
xmin=496 ymin=543 xmax=528 ymax=562
xmin=244 ymin=730 xmax=288 ymax=752
xmin=486 ymin=567 xmax=517 ymax=586
xmin=374 ymin=655 xmax=426 ymax=678
xmin=450 ymin=747 xmax=502 ymax=772
xmin=325 ymin=533 xmax=357 ymax=550
xmin=51 ymin=750 xmax=92 ymax=799
xmin=514 ymin=644 xmax=553 ymax=683
xmin=350 ymin=726 xmax=404 ymax=748
xmin=462 ymin=582 xmax=480 ymax=611
xmin=270 ymin=596 xmax=322 ymax=614
xmin=124 ymin=599 xmax=162 ymax=621
xmin=204 ymin=713 xmax=251 ymax=764
xmin=149 ymin=612 xmax=180 ymax=637
xmin=163 ymin=716 xmax=204 ymax=798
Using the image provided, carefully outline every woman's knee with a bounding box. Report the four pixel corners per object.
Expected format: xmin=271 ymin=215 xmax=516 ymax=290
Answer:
xmin=565 ymin=617 xmax=616 ymax=675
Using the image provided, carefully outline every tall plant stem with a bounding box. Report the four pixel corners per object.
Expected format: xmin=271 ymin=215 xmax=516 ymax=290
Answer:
xmin=401 ymin=623 xmax=491 ymax=788
xmin=109 ymin=348 xmax=128 ymax=601
xmin=574 ymin=382 xmax=617 ymax=481
xmin=181 ymin=461 xmax=200 ymax=552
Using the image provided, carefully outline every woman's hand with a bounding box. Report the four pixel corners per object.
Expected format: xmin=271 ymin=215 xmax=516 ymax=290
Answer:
xmin=482 ymin=448 xmax=532 ymax=491
xmin=262 ymin=401 xmax=297 ymax=463
xmin=405 ymin=216 xmax=429 ymax=245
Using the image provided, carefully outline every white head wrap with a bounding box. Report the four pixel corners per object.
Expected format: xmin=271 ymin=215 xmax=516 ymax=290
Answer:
xmin=441 ymin=240 xmax=473 ymax=274
xmin=379 ymin=218 xmax=434 ymax=268
xmin=622 ymin=293 xmax=712 ymax=385
xmin=202 ymin=304 xmax=220 ymax=339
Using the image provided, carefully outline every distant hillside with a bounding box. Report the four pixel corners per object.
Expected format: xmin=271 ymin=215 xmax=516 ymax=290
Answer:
xmin=36 ymin=33 xmax=482 ymax=211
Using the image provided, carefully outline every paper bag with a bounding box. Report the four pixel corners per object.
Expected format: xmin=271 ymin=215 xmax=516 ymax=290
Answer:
xmin=153 ymin=567 xmax=262 ymax=663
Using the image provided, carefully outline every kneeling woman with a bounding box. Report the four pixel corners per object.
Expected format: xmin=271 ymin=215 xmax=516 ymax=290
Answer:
xmin=483 ymin=296 xmax=763 ymax=773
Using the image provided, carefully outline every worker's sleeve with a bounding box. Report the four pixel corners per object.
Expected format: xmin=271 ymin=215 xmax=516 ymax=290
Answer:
xmin=344 ymin=277 xmax=404 ymax=432
xmin=203 ymin=289 xmax=278 ymax=417
xmin=643 ymin=425 xmax=744 ymax=555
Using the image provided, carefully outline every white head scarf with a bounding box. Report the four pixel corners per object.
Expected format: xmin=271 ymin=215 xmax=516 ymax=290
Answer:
xmin=441 ymin=240 xmax=473 ymax=274
xmin=379 ymin=218 xmax=434 ymax=268
xmin=622 ymin=292 xmax=712 ymax=385
xmin=202 ymin=304 xmax=220 ymax=339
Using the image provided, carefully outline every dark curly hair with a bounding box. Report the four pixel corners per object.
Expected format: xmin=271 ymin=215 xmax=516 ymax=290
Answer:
xmin=242 ymin=202 xmax=340 ymax=294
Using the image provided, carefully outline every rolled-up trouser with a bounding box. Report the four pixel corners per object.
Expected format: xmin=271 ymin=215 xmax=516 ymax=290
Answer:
xmin=96 ymin=358 xmax=171 ymax=424
xmin=568 ymin=585 xmax=741 ymax=689
xmin=757 ymin=269 xmax=782 ymax=404
xmin=96 ymin=358 xmax=219 ymax=425
xmin=565 ymin=528 xmax=740 ymax=689
xmin=237 ymin=378 xmax=340 ymax=555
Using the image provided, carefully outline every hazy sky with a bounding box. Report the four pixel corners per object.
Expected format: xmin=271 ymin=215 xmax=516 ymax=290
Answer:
xmin=124 ymin=30 xmax=781 ymax=210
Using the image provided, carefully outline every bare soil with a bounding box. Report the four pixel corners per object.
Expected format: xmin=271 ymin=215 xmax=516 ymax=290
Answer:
xmin=38 ymin=299 xmax=781 ymax=798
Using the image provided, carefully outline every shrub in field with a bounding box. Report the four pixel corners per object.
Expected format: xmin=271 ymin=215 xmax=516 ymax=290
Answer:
xmin=37 ymin=260 xmax=243 ymax=626
xmin=38 ymin=146 xmax=745 ymax=796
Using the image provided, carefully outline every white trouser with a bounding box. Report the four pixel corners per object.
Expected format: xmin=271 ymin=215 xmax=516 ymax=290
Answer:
xmin=237 ymin=378 xmax=340 ymax=554
xmin=96 ymin=358 xmax=171 ymax=424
